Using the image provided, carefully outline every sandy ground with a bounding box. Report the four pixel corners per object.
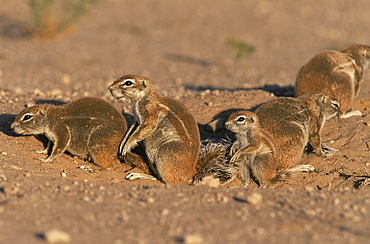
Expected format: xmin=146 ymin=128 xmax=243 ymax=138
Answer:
xmin=1 ymin=0 xmax=370 ymax=243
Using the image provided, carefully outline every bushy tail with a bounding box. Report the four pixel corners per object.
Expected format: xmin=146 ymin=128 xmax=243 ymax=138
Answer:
xmin=193 ymin=139 xmax=237 ymax=185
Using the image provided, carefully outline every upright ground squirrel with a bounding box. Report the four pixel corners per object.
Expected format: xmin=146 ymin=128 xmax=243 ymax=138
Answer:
xmin=109 ymin=75 xmax=200 ymax=184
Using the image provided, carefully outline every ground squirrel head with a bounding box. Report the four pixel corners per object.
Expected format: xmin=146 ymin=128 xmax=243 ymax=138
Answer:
xmin=225 ymin=111 xmax=258 ymax=134
xmin=109 ymin=75 xmax=153 ymax=102
xmin=342 ymin=44 xmax=370 ymax=69
xmin=11 ymin=105 xmax=50 ymax=135
xmin=301 ymin=92 xmax=341 ymax=120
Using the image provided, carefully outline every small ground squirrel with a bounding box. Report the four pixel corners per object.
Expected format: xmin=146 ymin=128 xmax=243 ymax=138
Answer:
xmin=109 ymin=75 xmax=200 ymax=184
xmin=225 ymin=111 xmax=276 ymax=188
xmin=295 ymin=44 xmax=370 ymax=118
xmin=11 ymin=97 xmax=128 ymax=169
xmin=255 ymin=92 xmax=341 ymax=173
xmin=193 ymin=111 xmax=276 ymax=188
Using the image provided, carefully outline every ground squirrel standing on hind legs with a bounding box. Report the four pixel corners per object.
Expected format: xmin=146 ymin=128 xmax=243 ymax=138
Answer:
xmin=295 ymin=44 xmax=370 ymax=118
xmin=225 ymin=111 xmax=277 ymax=188
xmin=193 ymin=111 xmax=277 ymax=188
xmin=109 ymin=75 xmax=200 ymax=184
xmin=11 ymin=97 xmax=128 ymax=170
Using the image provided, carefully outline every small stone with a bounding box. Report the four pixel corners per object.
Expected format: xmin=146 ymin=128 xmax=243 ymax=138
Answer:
xmin=212 ymin=89 xmax=220 ymax=96
xmin=147 ymin=197 xmax=155 ymax=203
xmin=1 ymin=151 xmax=7 ymax=156
xmin=198 ymin=176 xmax=220 ymax=188
xmin=60 ymin=74 xmax=71 ymax=85
xmin=50 ymin=89 xmax=62 ymax=97
xmin=44 ymin=229 xmax=71 ymax=243
xmin=216 ymin=193 xmax=229 ymax=203
xmin=247 ymin=193 xmax=263 ymax=205
xmin=161 ymin=209 xmax=170 ymax=216
xmin=60 ymin=171 xmax=67 ymax=177
xmin=14 ymin=87 xmax=23 ymax=94
xmin=11 ymin=165 xmax=21 ymax=170
xmin=33 ymin=88 xmax=43 ymax=95
xmin=0 ymin=173 xmax=6 ymax=181
xmin=333 ymin=198 xmax=340 ymax=206
xmin=24 ymin=172 xmax=32 ymax=178
xmin=59 ymin=185 xmax=71 ymax=192
xmin=184 ymin=234 xmax=204 ymax=244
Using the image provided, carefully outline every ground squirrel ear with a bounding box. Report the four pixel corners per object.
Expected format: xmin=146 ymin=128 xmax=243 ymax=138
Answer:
xmin=142 ymin=79 xmax=149 ymax=88
xmin=320 ymin=95 xmax=327 ymax=104
xmin=250 ymin=116 xmax=255 ymax=123
xmin=39 ymin=110 xmax=46 ymax=116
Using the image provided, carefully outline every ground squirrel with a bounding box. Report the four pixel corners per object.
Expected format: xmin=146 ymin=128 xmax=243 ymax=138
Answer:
xmin=11 ymin=97 xmax=127 ymax=169
xmin=295 ymin=44 xmax=370 ymax=118
xmin=193 ymin=111 xmax=276 ymax=188
xmin=255 ymin=92 xmax=341 ymax=173
xmin=225 ymin=111 xmax=277 ymax=188
xmin=109 ymin=75 xmax=200 ymax=184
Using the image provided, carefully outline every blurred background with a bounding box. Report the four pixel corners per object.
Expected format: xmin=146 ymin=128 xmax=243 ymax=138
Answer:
xmin=1 ymin=0 xmax=369 ymax=99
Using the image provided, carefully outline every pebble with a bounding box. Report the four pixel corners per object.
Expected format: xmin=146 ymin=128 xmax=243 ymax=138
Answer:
xmin=161 ymin=209 xmax=170 ymax=216
xmin=50 ymin=89 xmax=63 ymax=97
xmin=198 ymin=176 xmax=220 ymax=188
xmin=59 ymin=185 xmax=71 ymax=192
xmin=333 ymin=198 xmax=341 ymax=206
xmin=60 ymin=74 xmax=71 ymax=85
xmin=184 ymin=234 xmax=204 ymax=244
xmin=44 ymin=229 xmax=71 ymax=243
xmin=1 ymin=151 xmax=7 ymax=156
xmin=147 ymin=197 xmax=155 ymax=203
xmin=60 ymin=171 xmax=67 ymax=177
xmin=247 ymin=193 xmax=263 ymax=205
xmin=0 ymin=173 xmax=7 ymax=181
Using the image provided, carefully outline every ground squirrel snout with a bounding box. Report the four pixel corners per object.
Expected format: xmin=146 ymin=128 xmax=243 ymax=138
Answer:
xmin=11 ymin=97 xmax=127 ymax=169
xmin=295 ymin=44 xmax=370 ymax=118
xmin=109 ymin=75 xmax=200 ymax=184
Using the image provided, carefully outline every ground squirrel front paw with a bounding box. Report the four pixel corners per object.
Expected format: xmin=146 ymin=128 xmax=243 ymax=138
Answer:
xmin=125 ymin=172 xmax=158 ymax=181
xmin=35 ymin=149 xmax=48 ymax=154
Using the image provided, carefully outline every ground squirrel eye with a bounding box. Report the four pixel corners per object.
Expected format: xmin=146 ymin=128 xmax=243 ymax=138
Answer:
xmin=331 ymin=100 xmax=340 ymax=108
xmin=22 ymin=114 xmax=33 ymax=121
xmin=122 ymin=80 xmax=134 ymax=86
xmin=236 ymin=116 xmax=246 ymax=122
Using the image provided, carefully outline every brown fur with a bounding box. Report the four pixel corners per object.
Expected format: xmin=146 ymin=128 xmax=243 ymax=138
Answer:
xmin=11 ymin=97 xmax=127 ymax=169
xmin=255 ymin=92 xmax=341 ymax=173
xmin=295 ymin=44 xmax=370 ymax=115
xmin=193 ymin=139 xmax=237 ymax=186
xmin=109 ymin=75 xmax=200 ymax=184
xmin=225 ymin=111 xmax=276 ymax=188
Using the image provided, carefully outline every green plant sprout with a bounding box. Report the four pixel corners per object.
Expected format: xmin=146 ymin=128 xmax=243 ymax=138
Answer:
xmin=225 ymin=38 xmax=255 ymax=61
xmin=29 ymin=0 xmax=100 ymax=38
